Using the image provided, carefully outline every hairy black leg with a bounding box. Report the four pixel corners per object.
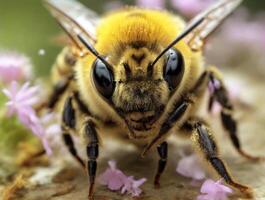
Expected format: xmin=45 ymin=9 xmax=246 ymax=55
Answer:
xmin=209 ymin=74 xmax=265 ymax=161
xmin=154 ymin=142 xmax=168 ymax=188
xmin=189 ymin=121 xmax=253 ymax=197
xmin=62 ymin=133 xmax=85 ymax=167
xmin=84 ymin=121 xmax=99 ymax=199
xmin=62 ymin=96 xmax=85 ymax=168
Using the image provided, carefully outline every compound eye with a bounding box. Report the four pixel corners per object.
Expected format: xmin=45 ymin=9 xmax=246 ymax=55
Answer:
xmin=93 ymin=59 xmax=115 ymax=98
xmin=164 ymin=49 xmax=184 ymax=90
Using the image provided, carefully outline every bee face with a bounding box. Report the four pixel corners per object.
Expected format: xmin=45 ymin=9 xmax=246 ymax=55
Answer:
xmin=91 ymin=45 xmax=186 ymax=132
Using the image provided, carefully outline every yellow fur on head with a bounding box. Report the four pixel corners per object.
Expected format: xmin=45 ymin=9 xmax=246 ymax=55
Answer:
xmin=96 ymin=8 xmax=186 ymax=55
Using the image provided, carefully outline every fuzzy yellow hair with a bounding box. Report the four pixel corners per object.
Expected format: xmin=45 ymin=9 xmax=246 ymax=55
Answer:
xmin=95 ymin=8 xmax=186 ymax=54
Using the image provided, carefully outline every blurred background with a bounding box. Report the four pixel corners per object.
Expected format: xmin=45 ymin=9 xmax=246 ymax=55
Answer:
xmin=1 ymin=1 xmax=265 ymax=199
xmin=0 ymin=0 xmax=264 ymax=77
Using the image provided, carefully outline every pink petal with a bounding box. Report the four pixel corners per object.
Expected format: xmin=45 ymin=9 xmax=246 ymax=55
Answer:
xmin=133 ymin=178 xmax=147 ymax=188
xmin=98 ymin=169 xmax=113 ymax=185
xmin=98 ymin=161 xmax=127 ymax=191
xmin=108 ymin=172 xmax=126 ymax=190
xmin=198 ymin=179 xmax=233 ymax=200
xmin=2 ymin=88 xmax=12 ymax=99
xmin=42 ymin=138 xmax=53 ymax=156
xmin=108 ymin=160 xmax=117 ymax=170
xmin=176 ymin=154 xmax=206 ymax=180
xmin=200 ymin=179 xmax=216 ymax=193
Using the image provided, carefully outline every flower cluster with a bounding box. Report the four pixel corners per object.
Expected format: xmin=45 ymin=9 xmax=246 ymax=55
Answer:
xmin=98 ymin=160 xmax=147 ymax=197
xmin=2 ymin=81 xmax=52 ymax=155
xmin=0 ymin=52 xmax=54 ymax=155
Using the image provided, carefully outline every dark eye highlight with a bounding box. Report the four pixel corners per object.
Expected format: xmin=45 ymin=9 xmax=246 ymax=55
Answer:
xmin=93 ymin=59 xmax=115 ymax=98
xmin=164 ymin=49 xmax=184 ymax=91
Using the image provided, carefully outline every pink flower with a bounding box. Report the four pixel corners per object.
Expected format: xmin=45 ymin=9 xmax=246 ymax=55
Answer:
xmin=3 ymin=81 xmax=39 ymax=117
xmin=121 ymin=176 xmax=147 ymax=197
xmin=98 ymin=160 xmax=146 ymax=197
xmin=197 ymin=179 xmax=233 ymax=200
xmin=98 ymin=160 xmax=128 ymax=191
xmin=0 ymin=51 xmax=32 ymax=84
xmin=136 ymin=0 xmax=165 ymax=9
xmin=176 ymin=154 xmax=206 ymax=181
xmin=2 ymin=81 xmax=52 ymax=155
xmin=171 ymin=0 xmax=213 ymax=18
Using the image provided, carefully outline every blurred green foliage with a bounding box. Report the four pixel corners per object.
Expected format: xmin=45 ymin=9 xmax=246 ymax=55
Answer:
xmin=0 ymin=0 xmax=264 ymax=77
xmin=0 ymin=115 xmax=35 ymax=155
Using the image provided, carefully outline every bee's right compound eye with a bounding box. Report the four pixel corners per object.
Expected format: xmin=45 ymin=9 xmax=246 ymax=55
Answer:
xmin=164 ymin=49 xmax=184 ymax=91
xmin=93 ymin=59 xmax=115 ymax=98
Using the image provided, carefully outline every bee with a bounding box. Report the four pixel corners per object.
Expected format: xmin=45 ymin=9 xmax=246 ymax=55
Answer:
xmin=43 ymin=0 xmax=264 ymax=199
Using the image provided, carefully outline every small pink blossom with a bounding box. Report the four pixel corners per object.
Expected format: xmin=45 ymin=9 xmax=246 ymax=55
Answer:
xmin=98 ymin=160 xmax=128 ymax=191
xmin=0 ymin=51 xmax=32 ymax=84
xmin=171 ymin=0 xmax=213 ymax=18
xmin=121 ymin=176 xmax=147 ymax=197
xmin=176 ymin=154 xmax=206 ymax=181
xmin=136 ymin=0 xmax=165 ymax=9
xmin=2 ymin=81 xmax=52 ymax=155
xmin=98 ymin=160 xmax=146 ymax=197
xmin=197 ymin=179 xmax=233 ymax=200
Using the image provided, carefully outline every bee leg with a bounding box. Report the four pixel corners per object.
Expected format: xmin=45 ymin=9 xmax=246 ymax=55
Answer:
xmin=84 ymin=120 xmax=99 ymax=199
xmin=62 ymin=133 xmax=85 ymax=168
xmin=62 ymin=96 xmax=85 ymax=168
xmin=186 ymin=120 xmax=253 ymax=198
xmin=209 ymin=73 xmax=265 ymax=161
xmin=154 ymin=141 xmax=168 ymax=188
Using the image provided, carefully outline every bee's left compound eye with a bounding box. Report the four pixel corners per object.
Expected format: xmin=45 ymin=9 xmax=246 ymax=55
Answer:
xmin=164 ymin=49 xmax=184 ymax=90
xmin=93 ymin=59 xmax=115 ymax=98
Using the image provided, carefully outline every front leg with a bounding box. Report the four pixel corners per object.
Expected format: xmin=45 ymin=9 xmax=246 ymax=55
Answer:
xmin=183 ymin=119 xmax=253 ymax=198
xmin=154 ymin=142 xmax=168 ymax=188
xmin=62 ymin=93 xmax=99 ymax=199
xmin=83 ymin=120 xmax=99 ymax=199
xmin=62 ymin=96 xmax=85 ymax=168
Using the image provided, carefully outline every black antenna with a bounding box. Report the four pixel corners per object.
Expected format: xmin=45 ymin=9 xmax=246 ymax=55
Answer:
xmin=77 ymin=34 xmax=112 ymax=68
xmin=151 ymin=17 xmax=205 ymax=67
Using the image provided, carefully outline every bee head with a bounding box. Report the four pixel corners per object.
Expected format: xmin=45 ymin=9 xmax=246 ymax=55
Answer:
xmin=89 ymin=44 xmax=186 ymax=131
